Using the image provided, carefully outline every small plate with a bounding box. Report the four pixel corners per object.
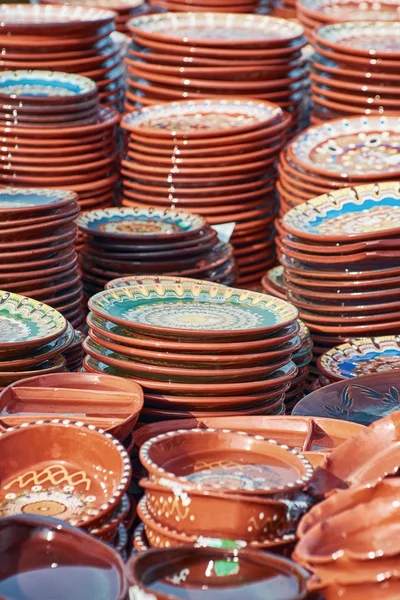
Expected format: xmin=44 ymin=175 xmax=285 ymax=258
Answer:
xmin=318 ymin=336 xmax=400 ymax=380
xmin=88 ymin=283 xmax=298 ymax=338
xmin=314 ymin=22 xmax=400 ymax=58
xmin=282 ymin=182 xmax=400 ymax=242
xmin=0 ymin=70 xmax=96 ymax=99
xmin=0 ymin=291 xmax=67 ymax=352
xmin=0 ymin=188 xmax=77 ymax=216
xmin=77 ymin=206 xmax=206 ymax=240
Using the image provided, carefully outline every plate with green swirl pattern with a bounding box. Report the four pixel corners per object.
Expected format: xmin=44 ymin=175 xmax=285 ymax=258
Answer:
xmin=0 ymin=291 xmax=67 ymax=353
xmin=88 ymin=283 xmax=298 ymax=339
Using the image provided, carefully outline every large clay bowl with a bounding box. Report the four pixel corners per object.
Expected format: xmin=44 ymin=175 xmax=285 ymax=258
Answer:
xmin=0 ymin=420 xmax=131 ymax=528
xmin=126 ymin=546 xmax=308 ymax=600
xmin=139 ymin=428 xmax=313 ymax=496
xmin=0 ymin=514 xmax=127 ymax=600
xmin=0 ymin=372 xmax=144 ymax=440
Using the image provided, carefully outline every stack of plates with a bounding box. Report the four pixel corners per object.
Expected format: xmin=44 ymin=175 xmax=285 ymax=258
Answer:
xmin=276 ymin=182 xmax=400 ymax=381
xmin=124 ymin=12 xmax=309 ymax=128
xmin=316 ymin=336 xmax=400 ymax=389
xmin=310 ymin=22 xmax=400 ymax=123
xmin=296 ymin=0 xmax=399 ymax=38
xmin=62 ymin=330 xmax=86 ymax=372
xmin=0 ymin=188 xmax=85 ymax=328
xmin=285 ymin=320 xmax=313 ymax=412
xmin=276 ymin=115 xmax=400 ymax=214
xmin=40 ymin=0 xmax=152 ymax=34
xmin=0 ymin=4 xmax=124 ymax=110
xmin=0 ymin=291 xmax=70 ymax=391
xmin=148 ymin=0 xmax=260 ymax=11
xmin=83 ymin=281 xmax=301 ymax=421
xmin=120 ymin=98 xmax=291 ymax=287
xmin=0 ymin=71 xmax=119 ymax=217
xmin=77 ymin=207 xmax=236 ymax=297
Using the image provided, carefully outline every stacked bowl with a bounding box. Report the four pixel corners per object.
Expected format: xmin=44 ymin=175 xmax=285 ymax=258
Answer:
xmin=77 ymin=207 xmax=236 ymax=297
xmin=40 ymin=0 xmax=153 ymax=34
xmin=124 ymin=12 xmax=309 ymax=128
xmin=0 ymin=419 xmax=132 ymax=552
xmin=0 ymin=188 xmax=85 ymax=328
xmin=276 ymin=114 xmax=400 ymax=213
xmin=296 ymin=0 xmax=400 ymax=38
xmin=83 ymin=281 xmax=301 ymax=421
xmin=310 ymin=22 xmax=400 ymax=123
xmin=0 ymin=290 xmax=71 ymax=391
xmin=135 ymin=427 xmax=314 ymax=551
xmin=0 ymin=71 xmax=119 ymax=216
xmin=276 ymin=181 xmax=400 ymax=379
xmin=0 ymin=4 xmax=124 ymax=110
xmin=120 ymin=98 xmax=291 ymax=287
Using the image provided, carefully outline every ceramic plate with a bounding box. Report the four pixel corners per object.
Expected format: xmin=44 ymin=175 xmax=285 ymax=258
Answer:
xmin=319 ymin=336 xmax=400 ymax=380
xmin=0 ymin=70 xmax=96 ymax=98
xmin=314 ymin=22 xmax=400 ymax=56
xmin=127 ymin=13 xmax=304 ymax=46
xmin=0 ymin=4 xmax=116 ymax=26
xmin=290 ymin=115 xmax=400 ymax=179
xmin=88 ymin=284 xmax=298 ymax=338
xmin=292 ymin=371 xmax=400 ymax=425
xmin=298 ymin=0 xmax=399 ymax=20
xmin=78 ymin=207 xmax=206 ymax=240
xmin=0 ymin=188 xmax=77 ymax=215
xmin=0 ymin=291 xmax=67 ymax=351
xmin=282 ymin=182 xmax=400 ymax=242
xmin=267 ymin=265 xmax=285 ymax=292
xmin=121 ymin=99 xmax=283 ymax=138
xmin=105 ymin=275 xmax=222 ymax=290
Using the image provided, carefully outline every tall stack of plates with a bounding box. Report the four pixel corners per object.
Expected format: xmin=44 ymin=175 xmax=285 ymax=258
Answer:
xmin=83 ymin=282 xmax=301 ymax=421
xmin=120 ymin=98 xmax=291 ymax=288
xmin=124 ymin=12 xmax=309 ymax=129
xmin=0 ymin=188 xmax=85 ymax=329
xmin=0 ymin=4 xmax=124 ymax=110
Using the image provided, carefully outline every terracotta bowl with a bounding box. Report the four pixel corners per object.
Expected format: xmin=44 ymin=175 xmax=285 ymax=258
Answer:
xmin=0 ymin=372 xmax=144 ymax=441
xmin=126 ymin=546 xmax=308 ymax=600
xmin=0 ymin=514 xmax=127 ymax=600
xmin=140 ymin=477 xmax=302 ymax=542
xmin=0 ymin=420 xmax=131 ymax=528
xmin=139 ymin=428 xmax=313 ymax=497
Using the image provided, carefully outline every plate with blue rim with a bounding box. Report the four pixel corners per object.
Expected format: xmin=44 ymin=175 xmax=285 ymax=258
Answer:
xmin=0 ymin=188 xmax=78 ymax=216
xmin=88 ymin=283 xmax=298 ymax=340
xmin=77 ymin=207 xmax=206 ymax=241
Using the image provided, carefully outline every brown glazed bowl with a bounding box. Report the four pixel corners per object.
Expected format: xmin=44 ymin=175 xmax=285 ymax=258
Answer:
xmin=0 ymin=372 xmax=144 ymax=441
xmin=139 ymin=428 xmax=313 ymax=497
xmin=0 ymin=514 xmax=127 ymax=600
xmin=139 ymin=478 xmax=297 ymax=542
xmin=0 ymin=420 xmax=131 ymax=528
xmin=126 ymin=546 xmax=308 ymax=600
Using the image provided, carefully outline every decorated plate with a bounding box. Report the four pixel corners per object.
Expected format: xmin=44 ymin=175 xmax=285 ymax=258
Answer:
xmin=0 ymin=291 xmax=67 ymax=351
xmin=298 ymin=0 xmax=400 ymax=20
xmin=292 ymin=371 xmax=400 ymax=425
xmin=318 ymin=336 xmax=400 ymax=381
xmin=0 ymin=70 xmax=96 ymax=99
xmin=314 ymin=22 xmax=400 ymax=57
xmin=282 ymin=182 xmax=400 ymax=242
xmin=0 ymin=188 xmax=77 ymax=215
xmin=289 ymin=115 xmax=400 ymax=179
xmin=267 ymin=266 xmax=285 ymax=293
xmin=0 ymin=4 xmax=116 ymax=27
xmin=88 ymin=284 xmax=298 ymax=338
xmin=121 ymin=99 xmax=283 ymax=139
xmin=105 ymin=275 xmax=223 ymax=289
xmin=77 ymin=207 xmax=206 ymax=240
xmin=127 ymin=13 xmax=305 ymax=47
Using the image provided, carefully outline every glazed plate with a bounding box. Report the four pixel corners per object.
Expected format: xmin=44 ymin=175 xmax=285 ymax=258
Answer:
xmin=105 ymin=275 xmax=222 ymax=290
xmin=77 ymin=207 xmax=206 ymax=240
xmin=282 ymin=182 xmax=400 ymax=242
xmin=0 ymin=188 xmax=77 ymax=216
xmin=289 ymin=116 xmax=400 ymax=179
xmin=0 ymin=70 xmax=96 ymax=99
xmin=88 ymin=284 xmax=298 ymax=338
xmin=126 ymin=12 xmax=304 ymax=47
xmin=314 ymin=21 xmax=400 ymax=58
xmin=318 ymin=336 xmax=400 ymax=380
xmin=121 ymin=98 xmax=283 ymax=139
xmin=293 ymin=371 xmax=400 ymax=425
xmin=0 ymin=291 xmax=67 ymax=352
